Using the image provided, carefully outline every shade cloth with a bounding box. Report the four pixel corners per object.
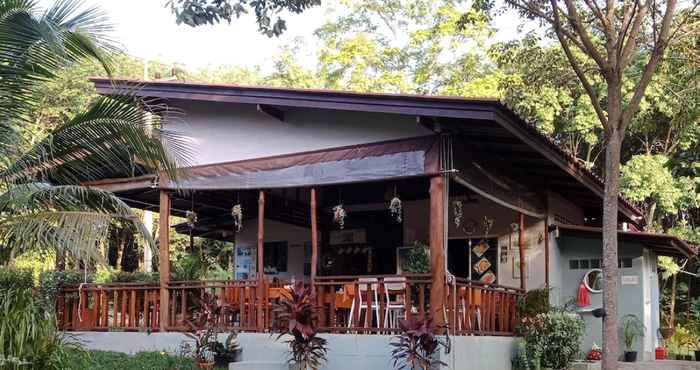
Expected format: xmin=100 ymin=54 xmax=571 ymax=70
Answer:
xmin=163 ymin=136 xmax=441 ymax=190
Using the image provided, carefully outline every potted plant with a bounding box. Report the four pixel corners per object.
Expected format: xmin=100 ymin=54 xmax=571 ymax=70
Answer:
xmin=213 ymin=332 xmax=243 ymax=367
xmin=185 ymin=293 xmax=232 ymax=369
xmin=620 ymin=314 xmax=645 ymax=362
xmin=390 ymin=316 xmax=451 ymax=370
xmin=272 ymin=281 xmax=328 ymax=370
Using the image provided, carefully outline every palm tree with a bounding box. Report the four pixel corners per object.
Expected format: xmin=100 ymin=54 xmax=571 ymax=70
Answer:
xmin=0 ymin=0 xmax=190 ymax=265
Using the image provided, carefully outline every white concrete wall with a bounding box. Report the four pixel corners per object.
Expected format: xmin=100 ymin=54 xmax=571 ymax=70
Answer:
xmin=70 ymin=331 xmax=516 ymax=370
xmin=235 ymin=219 xmax=312 ymax=281
xmin=167 ymin=100 xmax=432 ymax=166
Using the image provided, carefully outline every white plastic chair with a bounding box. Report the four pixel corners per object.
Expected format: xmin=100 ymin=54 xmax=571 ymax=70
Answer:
xmin=347 ymin=278 xmax=380 ymax=328
xmin=382 ymin=276 xmax=407 ymax=329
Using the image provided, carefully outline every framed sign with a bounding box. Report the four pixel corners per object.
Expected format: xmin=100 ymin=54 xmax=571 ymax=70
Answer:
xmin=329 ymin=229 xmax=367 ymax=245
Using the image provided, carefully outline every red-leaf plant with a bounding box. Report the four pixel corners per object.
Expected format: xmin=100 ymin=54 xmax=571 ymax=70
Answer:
xmin=390 ymin=317 xmax=451 ymax=370
xmin=272 ymin=281 xmax=328 ymax=370
xmin=185 ymin=292 xmax=232 ymax=364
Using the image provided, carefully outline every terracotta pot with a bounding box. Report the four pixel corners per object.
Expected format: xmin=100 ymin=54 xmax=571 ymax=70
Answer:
xmin=659 ymin=327 xmax=676 ymax=339
xmin=197 ymin=362 xmax=215 ymax=370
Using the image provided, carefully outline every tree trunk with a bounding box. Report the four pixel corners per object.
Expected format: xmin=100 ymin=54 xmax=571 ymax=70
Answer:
xmin=602 ymin=127 xmax=623 ymax=370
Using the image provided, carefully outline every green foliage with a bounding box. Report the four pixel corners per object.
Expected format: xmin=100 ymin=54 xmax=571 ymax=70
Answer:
xmin=516 ymin=288 xmax=550 ymax=320
xmin=39 ymin=270 xmax=92 ymax=308
xmin=621 ymin=154 xmax=699 ymax=220
xmin=0 ymin=289 xmax=81 ymax=370
xmin=63 ymin=350 xmax=197 ymax=370
xmin=94 ymin=266 xmax=159 ymax=284
xmin=401 ymin=242 xmax=430 ymax=274
xmin=0 ymin=267 xmax=34 ymax=291
xmin=620 ymin=314 xmax=645 ymax=351
xmin=518 ymin=311 xmax=585 ymax=370
xmin=168 ymin=0 xmax=321 ymax=37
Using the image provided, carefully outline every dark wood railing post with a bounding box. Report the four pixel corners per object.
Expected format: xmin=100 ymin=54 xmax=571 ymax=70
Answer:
xmin=429 ymin=176 xmax=446 ymax=328
xmin=310 ymin=188 xmax=318 ymax=285
xmin=257 ymin=190 xmax=265 ymax=331
xmin=518 ymin=213 xmax=526 ymax=291
xmin=158 ymin=190 xmax=171 ymax=331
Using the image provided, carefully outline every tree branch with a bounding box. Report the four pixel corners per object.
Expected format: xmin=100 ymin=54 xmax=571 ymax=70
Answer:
xmin=562 ymin=0 xmax=610 ymax=70
xmin=621 ymin=0 xmax=678 ymax=129
xmin=551 ymin=0 xmax=609 ymax=128
xmin=619 ymin=0 xmax=651 ymax=69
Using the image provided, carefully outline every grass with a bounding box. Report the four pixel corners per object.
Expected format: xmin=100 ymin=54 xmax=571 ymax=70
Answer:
xmin=64 ymin=350 xmax=201 ymax=370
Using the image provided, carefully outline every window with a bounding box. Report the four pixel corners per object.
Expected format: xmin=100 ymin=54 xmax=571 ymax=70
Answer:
xmin=579 ymin=259 xmax=590 ymax=269
xmin=569 ymin=260 xmax=579 ymax=270
xmin=263 ymin=241 xmax=288 ymax=273
xmin=591 ymin=259 xmax=601 ymax=269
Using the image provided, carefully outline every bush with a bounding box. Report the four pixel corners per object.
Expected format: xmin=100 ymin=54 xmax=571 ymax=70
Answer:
xmin=63 ymin=350 xmax=197 ymax=370
xmin=0 ymin=289 xmax=80 ymax=370
xmin=38 ymin=270 xmax=92 ymax=307
xmin=518 ymin=311 xmax=585 ymax=370
xmin=517 ymin=288 xmax=550 ymax=320
xmin=94 ymin=266 xmax=159 ymax=284
xmin=0 ymin=267 xmax=34 ymax=291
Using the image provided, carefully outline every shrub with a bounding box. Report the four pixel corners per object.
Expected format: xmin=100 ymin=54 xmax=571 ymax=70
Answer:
xmin=516 ymin=288 xmax=550 ymax=320
xmin=94 ymin=266 xmax=159 ymax=284
xmin=272 ymin=282 xmax=328 ymax=370
xmin=0 ymin=267 xmax=34 ymax=291
xmin=518 ymin=311 xmax=584 ymax=370
xmin=390 ymin=317 xmax=450 ymax=370
xmin=38 ymin=270 xmax=92 ymax=308
xmin=0 ymin=289 xmax=80 ymax=370
xmin=63 ymin=350 xmax=197 ymax=370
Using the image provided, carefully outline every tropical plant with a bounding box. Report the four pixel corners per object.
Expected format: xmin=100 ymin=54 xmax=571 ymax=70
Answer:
xmin=390 ymin=317 xmax=450 ymax=370
xmin=0 ymin=288 xmax=81 ymax=369
xmin=518 ymin=311 xmax=585 ymax=370
xmin=272 ymin=281 xmax=328 ymax=370
xmin=402 ymin=242 xmax=430 ymax=274
xmin=620 ymin=315 xmax=645 ymax=352
xmin=0 ymin=0 xmax=189 ymax=266
xmin=185 ymin=293 xmax=231 ymax=365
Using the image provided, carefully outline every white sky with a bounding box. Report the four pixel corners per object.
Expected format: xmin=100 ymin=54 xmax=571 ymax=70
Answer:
xmin=39 ymin=0 xmax=526 ymax=72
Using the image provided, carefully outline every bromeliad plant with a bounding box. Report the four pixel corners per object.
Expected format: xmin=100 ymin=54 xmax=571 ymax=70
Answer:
xmin=390 ymin=317 xmax=451 ymax=370
xmin=272 ymin=281 xmax=328 ymax=370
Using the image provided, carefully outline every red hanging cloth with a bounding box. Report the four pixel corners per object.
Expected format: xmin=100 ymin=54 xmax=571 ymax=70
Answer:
xmin=577 ymin=282 xmax=590 ymax=307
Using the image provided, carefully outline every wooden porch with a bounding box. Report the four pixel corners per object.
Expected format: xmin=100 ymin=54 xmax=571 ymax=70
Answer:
xmin=57 ymin=275 xmax=523 ymax=336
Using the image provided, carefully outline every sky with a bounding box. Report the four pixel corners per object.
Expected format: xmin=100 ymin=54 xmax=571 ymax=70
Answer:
xmin=39 ymin=0 xmax=526 ymax=72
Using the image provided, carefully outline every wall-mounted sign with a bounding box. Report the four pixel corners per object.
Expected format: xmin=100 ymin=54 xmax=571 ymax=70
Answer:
xmin=329 ymin=229 xmax=367 ymax=245
xmin=621 ymin=275 xmax=639 ymax=285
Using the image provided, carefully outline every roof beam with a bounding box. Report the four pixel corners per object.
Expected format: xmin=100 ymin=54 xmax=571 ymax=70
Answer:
xmin=256 ymin=104 xmax=284 ymax=122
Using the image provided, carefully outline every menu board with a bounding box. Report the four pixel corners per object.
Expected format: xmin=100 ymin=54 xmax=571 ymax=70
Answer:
xmin=470 ymin=239 xmax=497 ymax=285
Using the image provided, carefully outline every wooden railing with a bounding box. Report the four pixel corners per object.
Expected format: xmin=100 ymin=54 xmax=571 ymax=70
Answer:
xmin=57 ymin=276 xmax=523 ymax=336
xmin=448 ymin=278 xmax=523 ymax=336
xmin=57 ymin=283 xmax=160 ymax=331
xmin=313 ymin=274 xmax=432 ymax=334
xmin=165 ymin=279 xmax=262 ymax=331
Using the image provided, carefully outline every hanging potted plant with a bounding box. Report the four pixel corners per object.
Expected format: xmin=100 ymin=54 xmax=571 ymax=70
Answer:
xmin=621 ymin=314 xmax=645 ymax=362
xmin=333 ymin=204 xmax=346 ymax=230
xmin=389 ymin=196 xmax=402 ymax=223
xmin=272 ymin=281 xmax=328 ymax=370
xmin=231 ymin=204 xmax=243 ymax=232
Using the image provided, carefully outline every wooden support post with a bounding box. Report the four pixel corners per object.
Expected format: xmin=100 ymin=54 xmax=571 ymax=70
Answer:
xmin=310 ymin=188 xmax=319 ymax=285
xmin=256 ymin=190 xmax=265 ymax=331
xmin=429 ymin=176 xmax=446 ymax=327
xmin=518 ymin=213 xmax=526 ymax=291
xmin=158 ymin=190 xmax=171 ymax=331
xmin=544 ymin=219 xmax=550 ymax=288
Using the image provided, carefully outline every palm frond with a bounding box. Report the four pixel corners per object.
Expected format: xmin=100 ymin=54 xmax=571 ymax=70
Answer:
xmin=0 ymin=183 xmax=154 ymax=263
xmin=1 ymin=92 xmax=193 ymax=185
xmin=0 ymin=0 xmax=115 ymax=129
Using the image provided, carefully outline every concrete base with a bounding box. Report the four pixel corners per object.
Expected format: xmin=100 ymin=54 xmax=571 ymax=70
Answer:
xmin=229 ymin=361 xmax=287 ymax=370
xmin=570 ymin=361 xmax=601 ymax=370
xmin=68 ymin=331 xmax=516 ymax=370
